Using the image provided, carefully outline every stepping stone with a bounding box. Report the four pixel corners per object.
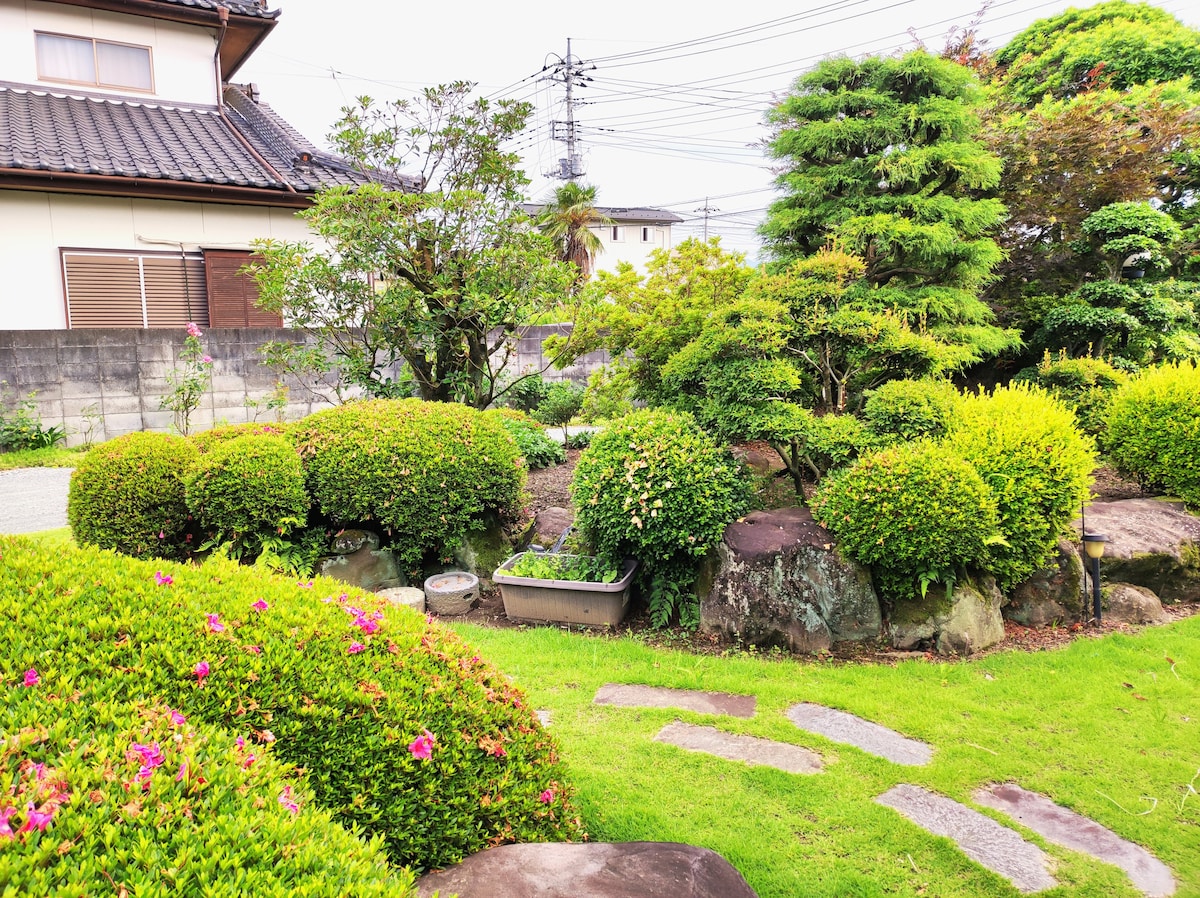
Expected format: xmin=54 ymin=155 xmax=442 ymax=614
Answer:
xmin=594 ymin=684 xmax=756 ymax=718
xmin=536 ymin=709 xmax=552 ymax=727
xmin=975 ymin=783 xmax=1176 ymax=897
xmin=655 ymin=722 xmax=822 ymax=774
xmin=786 ymin=702 xmax=933 ymax=766
xmin=877 ymin=785 xmax=1056 ymax=893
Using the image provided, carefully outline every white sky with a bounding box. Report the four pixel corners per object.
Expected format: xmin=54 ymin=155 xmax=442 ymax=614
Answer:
xmin=236 ymin=0 xmax=1200 ymax=262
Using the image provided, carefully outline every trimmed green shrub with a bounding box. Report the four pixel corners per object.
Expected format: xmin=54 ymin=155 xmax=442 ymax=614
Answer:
xmin=863 ymin=378 xmax=962 ymax=442
xmin=500 ymin=374 xmax=551 ymax=415
xmin=571 ymin=409 xmax=751 ymax=626
xmin=945 ymin=384 xmax=1096 ymax=590
xmin=484 ymin=409 xmax=565 ymax=470
xmin=1016 ymin=352 xmax=1129 ymax=437
xmin=185 ymin=433 xmax=311 ymax=555
xmin=295 ymin=399 xmax=526 ymax=569
xmin=813 ymin=442 xmax=1000 ymax=604
xmin=190 ymin=421 xmax=293 ymax=454
xmin=0 ymin=537 xmax=583 ymax=869
xmin=1105 ymin=361 xmax=1200 ymax=505
xmin=533 ymin=381 xmax=585 ymax=442
xmin=67 ymin=432 xmax=198 ymax=560
xmin=0 ymin=689 xmax=413 ymax=896
xmin=789 ymin=410 xmax=880 ymax=480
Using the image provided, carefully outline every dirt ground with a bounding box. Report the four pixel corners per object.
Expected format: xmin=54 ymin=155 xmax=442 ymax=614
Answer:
xmin=453 ymin=449 xmax=1191 ymax=665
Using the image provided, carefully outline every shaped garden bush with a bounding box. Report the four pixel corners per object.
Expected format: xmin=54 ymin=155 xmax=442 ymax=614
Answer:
xmin=295 ymin=399 xmax=525 ymax=569
xmin=190 ymin=421 xmax=293 ymax=454
xmin=813 ymin=441 xmax=999 ymax=603
xmin=1017 ymin=352 xmax=1128 ymax=437
xmin=863 ymin=378 xmax=962 ymax=442
xmin=1 ymin=687 xmax=413 ymax=896
xmin=1 ymin=537 xmax=583 ymax=870
xmin=1105 ymin=361 xmax=1200 ymax=505
xmin=483 ymin=408 xmax=565 ymax=470
xmin=571 ymin=409 xmax=751 ymax=625
xmin=67 ymin=431 xmax=198 ymax=560
xmin=944 ymin=384 xmax=1096 ymax=590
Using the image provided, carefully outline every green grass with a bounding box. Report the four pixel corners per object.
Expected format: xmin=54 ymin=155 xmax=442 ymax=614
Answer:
xmin=450 ymin=620 xmax=1200 ymax=898
xmin=0 ymin=446 xmax=84 ymax=470
xmin=19 ymin=526 xmax=74 ymax=548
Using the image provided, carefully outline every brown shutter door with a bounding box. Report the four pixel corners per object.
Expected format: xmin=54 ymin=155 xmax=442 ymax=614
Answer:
xmin=205 ymin=250 xmax=281 ymax=327
xmin=62 ymin=253 xmax=145 ymax=328
xmin=144 ymin=256 xmax=209 ymax=327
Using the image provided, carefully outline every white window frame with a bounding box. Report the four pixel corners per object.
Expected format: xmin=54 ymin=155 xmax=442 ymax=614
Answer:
xmin=35 ymin=32 xmax=155 ymax=93
xmin=611 ymin=226 xmax=625 ymax=242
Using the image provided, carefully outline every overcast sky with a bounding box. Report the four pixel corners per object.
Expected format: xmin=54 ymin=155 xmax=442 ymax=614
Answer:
xmin=237 ymin=0 xmax=1200 ymax=261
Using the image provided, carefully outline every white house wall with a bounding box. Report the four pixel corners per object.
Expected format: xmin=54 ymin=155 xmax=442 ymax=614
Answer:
xmin=0 ymin=190 xmax=313 ymax=329
xmin=591 ymin=223 xmax=672 ymax=277
xmin=0 ymin=0 xmax=220 ymax=106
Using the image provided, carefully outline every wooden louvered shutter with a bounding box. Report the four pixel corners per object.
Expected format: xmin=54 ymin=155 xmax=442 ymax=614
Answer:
xmin=144 ymin=256 xmax=209 ymax=327
xmin=205 ymin=250 xmax=281 ymax=327
xmin=62 ymin=253 xmax=145 ymax=328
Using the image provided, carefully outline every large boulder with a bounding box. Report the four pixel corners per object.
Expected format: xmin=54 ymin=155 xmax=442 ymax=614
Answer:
xmin=1006 ymin=538 xmax=1086 ymax=626
xmin=1078 ymin=500 xmax=1200 ymax=603
xmin=415 ymin=842 xmax=759 ymax=898
xmin=700 ymin=507 xmax=881 ymax=652
xmin=1102 ymin=583 xmax=1171 ymax=625
xmin=454 ymin=512 xmax=514 ymax=583
xmin=891 ymin=574 xmax=1005 ymax=656
xmin=316 ymin=529 xmax=403 ymax=591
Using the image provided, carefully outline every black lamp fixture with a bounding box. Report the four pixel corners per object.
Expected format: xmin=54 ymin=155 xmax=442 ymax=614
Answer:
xmin=1082 ymin=532 xmax=1109 ymax=625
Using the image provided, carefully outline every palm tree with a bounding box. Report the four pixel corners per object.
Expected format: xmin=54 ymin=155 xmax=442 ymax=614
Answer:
xmin=536 ymin=182 xmax=611 ymax=288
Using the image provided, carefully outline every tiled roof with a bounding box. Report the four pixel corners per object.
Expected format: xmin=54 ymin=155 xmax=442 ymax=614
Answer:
xmin=523 ymin=202 xmax=684 ymax=225
xmin=144 ymin=0 xmax=277 ymax=20
xmin=0 ymin=82 xmax=418 ymax=198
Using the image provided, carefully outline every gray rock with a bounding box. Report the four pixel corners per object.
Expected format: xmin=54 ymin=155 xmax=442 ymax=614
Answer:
xmin=415 ymin=842 xmax=759 ymax=898
xmin=330 ymin=528 xmax=378 ymax=555
xmin=1103 ymin=583 xmax=1171 ymax=625
xmin=317 ymin=530 xmax=403 ymax=592
xmin=786 ymin=702 xmax=932 ymax=766
xmin=424 ymin=570 xmax=479 ymax=615
xmin=376 ymin=586 xmax=425 ymax=614
xmin=1007 ymin=538 xmax=1085 ymax=626
xmin=454 ymin=512 xmax=515 ymax=582
xmin=594 ymin=683 xmax=756 ymax=718
xmin=523 ymin=506 xmax=574 ymax=551
xmin=700 ymin=507 xmax=881 ymax=653
xmin=891 ymin=575 xmax=1005 ymax=656
xmin=655 ymin=721 xmax=823 ymax=774
xmin=1078 ymin=500 xmax=1200 ymax=602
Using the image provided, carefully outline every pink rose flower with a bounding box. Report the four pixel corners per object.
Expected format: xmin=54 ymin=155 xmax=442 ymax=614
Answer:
xmin=186 ymin=322 xmax=202 ymax=338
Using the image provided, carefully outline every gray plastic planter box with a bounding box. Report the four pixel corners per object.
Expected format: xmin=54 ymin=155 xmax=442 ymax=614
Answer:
xmin=493 ymin=553 xmax=638 ymax=627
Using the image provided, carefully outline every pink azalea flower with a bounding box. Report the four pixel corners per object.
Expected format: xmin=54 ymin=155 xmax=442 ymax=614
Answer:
xmin=31 ymin=763 xmax=46 ymax=781
xmin=278 ymin=786 xmax=299 ymax=814
xmin=193 ymin=661 xmax=209 ymax=682
xmin=241 ymin=753 xmax=257 ymax=769
xmin=344 ymin=605 xmax=363 ymax=618
xmin=155 ymin=571 xmax=173 ymax=586
xmin=169 ymin=709 xmax=186 ymax=726
xmin=353 ymin=616 xmax=379 ymax=635
xmin=22 ymin=669 xmax=38 ymax=688
xmin=176 ymin=762 xmax=187 ymax=782
xmin=0 ymin=806 xmax=15 ymax=840
xmin=186 ymin=322 xmax=202 ymax=338
xmin=245 ymin=645 xmax=263 ymax=654
xmin=135 ymin=764 xmax=155 ymax=783
xmin=206 ymin=613 xmax=225 ymax=633
xmin=320 ymin=596 xmax=333 ymax=604
xmin=251 ymin=599 xmax=269 ymax=612
xmin=158 ymin=530 xmax=165 ymax=539
xmin=235 ymin=736 xmax=245 ymax=750
xmin=260 ymin=730 xmax=276 ymax=743
xmin=408 ymin=729 xmax=436 ymax=761
xmin=19 ymin=802 xmax=54 ymax=833
xmin=347 ymin=642 xmax=365 ymax=655
xmin=539 ymin=789 xmax=555 ymax=804
xmin=297 ymin=581 xmax=313 ymax=589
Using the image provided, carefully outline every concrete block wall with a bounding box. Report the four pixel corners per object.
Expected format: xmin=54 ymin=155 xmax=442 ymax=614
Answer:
xmin=0 ymin=324 xmax=607 ymax=447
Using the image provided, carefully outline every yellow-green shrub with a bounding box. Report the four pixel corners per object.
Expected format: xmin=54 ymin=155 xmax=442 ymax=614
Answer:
xmin=295 ymin=400 xmax=526 ymax=569
xmin=190 ymin=421 xmax=293 ymax=454
xmin=67 ymin=432 xmax=198 ymax=560
xmin=863 ymin=378 xmax=962 ymax=442
xmin=0 ymin=538 xmax=582 ymax=869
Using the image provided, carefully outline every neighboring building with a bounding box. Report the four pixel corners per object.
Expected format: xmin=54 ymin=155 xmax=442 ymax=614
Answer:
xmin=523 ymin=203 xmax=683 ymax=278
xmin=0 ymin=0 xmax=409 ymax=331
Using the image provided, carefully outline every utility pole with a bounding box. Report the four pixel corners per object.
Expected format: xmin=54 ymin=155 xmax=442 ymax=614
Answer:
xmin=694 ymin=197 xmax=719 ymax=241
xmin=545 ymin=39 xmax=594 ymax=181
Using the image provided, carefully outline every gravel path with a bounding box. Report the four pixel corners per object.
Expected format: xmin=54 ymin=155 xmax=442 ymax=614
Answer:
xmin=0 ymin=467 xmax=72 ymax=534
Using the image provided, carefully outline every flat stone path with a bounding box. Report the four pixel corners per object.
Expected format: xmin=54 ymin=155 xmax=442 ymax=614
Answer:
xmin=655 ymin=722 xmax=823 ymax=775
xmin=877 ymin=784 xmax=1057 ymax=893
xmin=594 ymin=683 xmax=756 ymax=718
xmin=786 ymin=702 xmax=933 ymax=766
xmin=976 ymin=783 xmax=1176 ymax=897
xmin=0 ymin=467 xmax=71 ymax=534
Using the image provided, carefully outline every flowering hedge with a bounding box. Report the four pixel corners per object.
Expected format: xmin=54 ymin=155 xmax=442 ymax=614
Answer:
xmin=0 ymin=537 xmax=583 ymax=873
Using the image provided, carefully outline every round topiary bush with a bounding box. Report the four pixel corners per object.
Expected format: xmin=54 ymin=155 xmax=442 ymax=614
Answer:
xmin=185 ymin=433 xmax=310 ymax=548
xmin=1 ymin=689 xmax=413 ymax=897
xmin=812 ymin=441 xmax=1000 ymax=604
xmin=294 ymin=399 xmax=525 ymax=570
xmin=1 ymin=537 xmax=583 ymax=870
xmin=190 ymin=421 xmax=292 ymax=454
xmin=482 ymin=408 xmax=565 ymax=470
xmin=1104 ymin=361 xmax=1200 ymax=505
xmin=1016 ymin=353 xmax=1129 ymax=437
xmin=67 ymin=432 xmax=199 ymax=560
xmin=863 ymin=378 xmax=962 ymax=442
xmin=944 ymin=384 xmax=1096 ymax=590
xmin=570 ymin=409 xmax=751 ymax=626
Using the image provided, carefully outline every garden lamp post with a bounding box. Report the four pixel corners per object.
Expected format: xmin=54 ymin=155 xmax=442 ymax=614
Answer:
xmin=1082 ymin=533 xmax=1108 ymax=625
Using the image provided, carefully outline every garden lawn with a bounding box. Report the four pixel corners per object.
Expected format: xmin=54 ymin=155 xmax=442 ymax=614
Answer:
xmin=451 ymin=620 xmax=1200 ymax=898
xmin=0 ymin=447 xmax=83 ymax=470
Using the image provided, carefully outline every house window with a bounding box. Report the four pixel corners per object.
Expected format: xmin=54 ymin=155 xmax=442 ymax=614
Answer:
xmin=641 ymin=227 xmax=653 ymax=243
xmin=36 ymin=33 xmax=153 ymax=92
xmin=204 ymin=251 xmax=281 ymax=327
xmin=62 ymin=250 xmax=207 ymax=328
xmin=611 ymin=226 xmax=624 ymax=242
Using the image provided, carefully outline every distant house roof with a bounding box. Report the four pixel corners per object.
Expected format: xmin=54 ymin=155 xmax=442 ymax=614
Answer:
xmin=522 ymin=203 xmax=684 ymax=226
xmin=0 ymin=81 xmax=418 ymax=207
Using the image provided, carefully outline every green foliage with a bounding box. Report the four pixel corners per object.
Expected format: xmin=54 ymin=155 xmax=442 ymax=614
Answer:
xmin=812 ymin=442 xmax=1000 ymax=604
xmin=535 ymin=181 xmax=611 ymax=287
xmin=160 ymin=323 xmax=214 ymax=436
xmin=507 ymin=552 xmax=620 ymax=583
xmin=501 ymin=373 xmax=552 ymax=414
xmin=564 ymin=430 xmax=594 ymax=451
xmin=533 ymin=381 xmax=585 ymax=441
xmin=295 ymin=399 xmax=525 ymax=569
xmin=185 ymin=434 xmax=311 ymax=559
xmin=0 ymin=689 xmax=413 ymax=896
xmin=945 ymin=385 xmax=1097 ymax=590
xmin=190 ymin=421 xmax=293 ymax=454
xmin=483 ymin=408 xmax=565 ymax=469
xmin=571 ymin=410 xmax=751 ymax=627
xmin=578 ymin=364 xmax=634 ymax=424
xmin=0 ymin=538 xmax=584 ymax=870
xmin=1082 ymin=201 xmax=1183 ymax=279
xmin=67 ymin=432 xmax=198 ymax=561
xmin=0 ymin=383 xmax=65 ymax=451
xmin=1017 ymin=352 xmax=1130 ymax=436
xmin=1104 ymin=361 xmax=1200 ymax=504
xmin=863 ymin=378 xmax=962 ymax=442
